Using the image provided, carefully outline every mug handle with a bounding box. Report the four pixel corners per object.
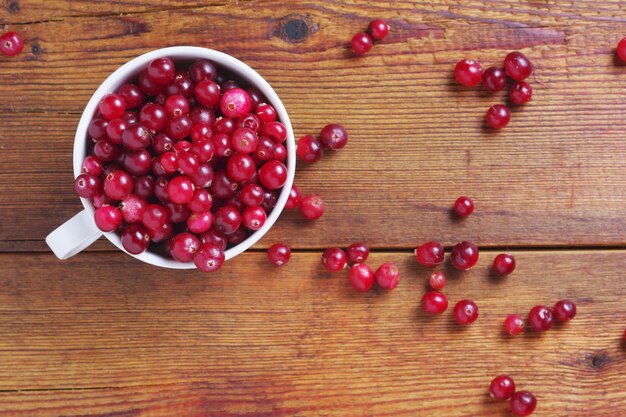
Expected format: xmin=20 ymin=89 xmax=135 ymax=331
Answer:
xmin=46 ymin=209 xmax=102 ymax=259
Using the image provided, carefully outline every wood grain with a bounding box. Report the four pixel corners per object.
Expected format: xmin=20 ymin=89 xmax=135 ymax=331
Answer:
xmin=0 ymin=251 xmax=624 ymax=416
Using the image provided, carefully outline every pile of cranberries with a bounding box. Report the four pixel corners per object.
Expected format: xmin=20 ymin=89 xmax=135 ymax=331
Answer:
xmin=74 ymin=56 xmax=291 ymax=272
xmin=0 ymin=30 xmax=24 ymax=57
xmin=454 ymin=52 xmax=534 ymax=129
xmin=351 ymin=19 xmax=390 ymax=56
xmin=490 ymin=375 xmax=537 ymax=416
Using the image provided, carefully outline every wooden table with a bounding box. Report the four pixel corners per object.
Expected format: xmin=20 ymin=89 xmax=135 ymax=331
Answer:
xmin=1 ymin=1 xmax=625 ymax=416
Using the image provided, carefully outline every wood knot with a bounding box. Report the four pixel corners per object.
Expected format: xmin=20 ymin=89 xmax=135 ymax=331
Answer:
xmin=274 ymin=14 xmax=318 ymax=43
xmin=31 ymin=43 xmax=41 ymax=55
xmin=120 ymin=17 xmax=150 ymax=36
xmin=4 ymin=0 xmax=20 ymax=13
xmin=586 ymin=351 xmax=611 ymax=370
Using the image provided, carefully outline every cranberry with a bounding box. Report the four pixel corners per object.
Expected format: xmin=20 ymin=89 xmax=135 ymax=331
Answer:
xmin=118 ymin=84 xmax=144 ymax=109
xmin=188 ymin=188 xmax=213 ymax=213
xmin=105 ymin=118 xmax=128 ymax=144
xmin=88 ymin=118 xmax=109 ymax=140
xmin=81 ymin=156 xmax=104 ymax=176
xmin=189 ymin=163 xmax=214 ymax=189
xmin=504 ymin=52 xmax=533 ymax=81
xmin=348 ymin=264 xmax=375 ymax=292
xmin=122 ymin=110 xmax=139 ymax=125
xmin=428 ymin=271 xmax=446 ymax=290
xmin=227 ymin=227 xmax=248 ymax=245
xmin=375 ymin=262 xmax=399 ymax=290
xmin=451 ymin=241 xmax=479 ymax=270
xmin=454 ymin=59 xmax=482 ymax=87
xmin=214 ymin=205 xmax=242 ymax=235
xmin=195 ymin=80 xmax=221 ymax=108
xmin=220 ymin=88 xmax=252 ymax=118
xmin=104 ymin=170 xmax=133 ymax=200
xmin=159 ymin=151 xmax=179 ymax=174
xmin=214 ymin=117 xmax=236 ymax=135
xmin=322 ymin=248 xmax=348 ymax=272
xmin=453 ymin=299 xmax=479 ymax=325
xmin=122 ymin=124 xmax=152 ymax=150
xmin=618 ymin=37 xmax=626 ymax=63
xmin=319 ymin=124 xmax=348 ymax=150
xmin=139 ymin=103 xmax=167 ymax=132
xmin=255 ymin=136 xmax=276 ymax=161
xmin=510 ymin=391 xmax=537 ymax=416
xmin=351 ymin=32 xmax=373 ymax=55
xmin=268 ymin=243 xmax=291 ymax=266
xmin=190 ymin=106 xmax=216 ymax=125
xmin=167 ymin=175 xmax=194 ymax=204
xmin=123 ymin=150 xmax=152 ymax=176
xmin=528 ymin=305 xmax=553 ymax=331
xmin=232 ymin=128 xmax=258 ymax=154
xmin=187 ymin=211 xmax=213 ymax=234
xmin=192 ymin=139 xmax=215 ymax=162
xmin=553 ymin=300 xmax=576 ymax=322
xmin=150 ymin=222 xmax=173 ymax=243
xmin=274 ymin=144 xmax=287 ymax=162
xmin=170 ymin=232 xmax=200 ymax=262
xmin=259 ymin=121 xmax=287 ymax=143
xmin=211 ymin=133 xmax=234 ymax=158
xmin=151 ymin=158 xmax=167 ymax=177
xmin=164 ymin=95 xmax=189 ymax=118
xmin=178 ymin=151 xmax=200 ymax=176
xmin=493 ymin=253 xmax=516 ymax=276
xmin=138 ymin=69 xmax=164 ymax=96
xmin=482 ymin=67 xmax=507 ymax=92
xmin=489 ymin=375 xmax=516 ymax=401
xmin=486 ymin=104 xmax=511 ymax=129
xmin=142 ymin=204 xmax=168 ymax=229
xmin=166 ymin=115 xmax=193 ymax=140
xmin=147 ymin=57 xmax=175 ymax=85
xmin=189 ymin=59 xmax=217 ymax=83
xmin=154 ymin=178 xmax=170 ymax=202
xmin=134 ymin=176 xmax=154 ymax=200
xmin=152 ymin=132 xmax=175 ymax=154
xmin=99 ymin=93 xmax=126 ymax=120
xmin=421 ymin=291 xmax=448 ymax=315
xmin=94 ymin=205 xmax=122 ymax=232
xmin=210 ymin=170 xmax=238 ymax=199
xmin=285 ymin=185 xmax=302 ymax=209
xmin=260 ymin=190 xmax=278 ymax=212
xmin=242 ymin=206 xmax=266 ymax=230
xmin=368 ymin=19 xmax=389 ymax=40
xmin=246 ymin=87 xmax=264 ymax=110
xmin=297 ymin=135 xmax=324 ymax=163
xmin=510 ymin=81 xmax=533 ymax=105
xmin=220 ymin=80 xmax=239 ymax=92
xmin=166 ymin=71 xmax=194 ymax=98
xmin=121 ymin=224 xmax=151 ymax=254
xmin=194 ymin=243 xmax=225 ymax=272
xmin=453 ymin=196 xmax=474 ymax=217
xmin=255 ymin=103 xmax=277 ymax=123
xmin=200 ymin=229 xmax=227 ymax=250
xmin=415 ymin=241 xmax=444 ymax=268
xmin=505 ymin=314 xmax=525 ymax=336
xmin=119 ymin=194 xmax=147 ymax=224
xmin=347 ymin=242 xmax=369 ymax=264
xmin=240 ymin=184 xmax=264 ymax=207
xmin=300 ymin=194 xmax=324 ymax=220
xmin=173 ymin=140 xmax=192 ymax=154
xmin=259 ymin=160 xmax=287 ymax=190
xmin=0 ymin=31 xmax=24 ymax=56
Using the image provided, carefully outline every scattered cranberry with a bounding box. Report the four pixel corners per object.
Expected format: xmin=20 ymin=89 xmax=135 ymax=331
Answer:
xmin=415 ymin=241 xmax=444 ymax=268
xmin=510 ymin=391 xmax=537 ymax=416
xmin=351 ymin=32 xmax=373 ymax=55
xmin=453 ymin=196 xmax=474 ymax=217
xmin=617 ymin=37 xmax=626 ymax=63
xmin=319 ymin=124 xmax=348 ymax=150
xmin=94 ymin=206 xmax=122 ymax=232
xmin=454 ymin=59 xmax=483 ymax=87
xmin=528 ymin=305 xmax=553 ymax=331
xmin=510 ymin=81 xmax=533 ymax=105
xmin=368 ymin=19 xmax=389 ymax=41
xmin=285 ymin=185 xmax=302 ymax=209
xmin=489 ymin=375 xmax=516 ymax=401
xmin=0 ymin=31 xmax=24 ymax=57
xmin=453 ymin=299 xmax=479 ymax=325
xmin=297 ymin=135 xmax=324 ymax=163
xmin=299 ymin=195 xmax=325 ymax=220
xmin=322 ymin=248 xmax=348 ymax=272
xmin=422 ymin=291 xmax=448 ymax=315
xmin=493 ymin=253 xmax=516 ymax=276
xmin=504 ymin=52 xmax=533 ymax=81
xmin=268 ymin=243 xmax=291 ymax=266
xmin=482 ymin=67 xmax=507 ymax=92
xmin=553 ymin=300 xmax=576 ymax=322
xmin=193 ymin=243 xmax=225 ymax=272
xmin=485 ymin=104 xmax=511 ymax=129
xmin=375 ymin=262 xmax=399 ymax=290
xmin=346 ymin=242 xmax=369 ymax=264
xmin=504 ymin=314 xmax=525 ymax=336
xmin=428 ymin=271 xmax=446 ymax=291
xmin=348 ymin=264 xmax=375 ymax=292
xmin=451 ymin=241 xmax=479 ymax=271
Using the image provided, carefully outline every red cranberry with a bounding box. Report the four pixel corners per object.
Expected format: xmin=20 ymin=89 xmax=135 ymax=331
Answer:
xmin=154 ymin=178 xmax=170 ymax=202
xmin=274 ymin=144 xmax=287 ymax=162
xmin=88 ymin=118 xmax=109 ymax=140
xmin=260 ymin=189 xmax=277 ymax=212
xmin=210 ymin=170 xmax=238 ymax=199
xmin=351 ymin=32 xmax=373 ymax=55
xmin=421 ymin=291 xmax=448 ymax=315
xmin=505 ymin=314 xmax=525 ymax=336
xmin=119 ymin=194 xmax=147 ymax=224
xmin=0 ymin=31 xmax=24 ymax=56
xmin=139 ymin=103 xmax=167 ymax=132
xmin=214 ymin=205 xmax=242 ymax=235
xmin=164 ymin=201 xmax=190 ymax=223
xmin=322 ymin=248 xmax=347 ymax=272
xmin=268 ymin=243 xmax=291 ymax=266
xmin=451 ymin=241 xmax=479 ymax=270
xmin=375 ymin=262 xmax=399 ymax=290
xmin=493 ymin=253 xmax=516 ymax=276
xmin=486 ymin=104 xmax=511 ymax=129
xmin=297 ymin=135 xmax=324 ymax=163
xmin=319 ymin=124 xmax=348 ymax=150
xmin=81 ymin=156 xmax=104 ymax=177
xmin=510 ymin=391 xmax=537 ymax=416
xmin=553 ymin=300 xmax=576 ymax=322
xmin=255 ymin=103 xmax=277 ymax=123
xmin=142 ymin=204 xmax=168 ymax=229
xmin=232 ymin=128 xmax=258 ymax=154
xmin=236 ymin=113 xmax=261 ymax=132
xmin=147 ymin=57 xmax=175 ymax=85
xmin=211 ymin=133 xmax=234 ymax=158
xmin=138 ymin=69 xmax=164 ymax=96
xmin=255 ymin=136 xmax=276 ymax=161
xmin=194 ymin=243 xmax=225 ymax=272
xmin=104 ymin=170 xmax=133 ymax=200
xmin=163 ymin=95 xmax=189 ymax=117
xmin=188 ymin=188 xmax=213 ymax=213
xmin=166 ymin=71 xmax=194 ymax=98
xmin=159 ymin=151 xmax=179 ymax=174
xmin=189 ymin=59 xmax=217 ymax=83
xmin=170 ymin=232 xmax=200 ymax=262
xmin=246 ymin=87 xmax=264 ymax=110
xmin=195 ymin=80 xmax=221 ymax=108
xmin=259 ymin=121 xmax=287 ymax=143
xmin=348 ymin=264 xmax=375 ymax=292
xmin=259 ymin=160 xmax=287 ymax=190
xmin=454 ymin=59 xmax=482 ymax=87
xmin=166 ymin=115 xmax=193 ymax=140
xmin=94 ymin=205 xmax=122 ymax=232
xmin=300 ymin=194 xmax=324 ymax=220
xmin=173 ymin=140 xmax=192 ymax=154
xmin=453 ymin=299 xmax=479 ymax=325
xmin=122 ymin=111 xmax=139 ymax=126
xmin=482 ymin=67 xmax=507 ymax=92
xmin=152 ymin=132 xmax=175 ymax=154
xmin=121 ymin=224 xmax=151 ymax=254
xmin=618 ymin=37 xmax=626 ymax=63
xmin=214 ymin=117 xmax=236 ymax=135
xmin=123 ymin=150 xmax=152 ymax=176
xmin=178 ymin=151 xmax=200 ymax=176
xmin=240 ymin=184 xmax=264 ymax=207
xmin=150 ymin=222 xmax=173 ymax=243
xmin=504 ymin=52 xmax=533 ymax=81
xmin=242 ymin=206 xmax=266 ymax=230
xmin=454 ymin=196 xmax=474 ymax=217
xmin=368 ymin=19 xmax=389 ymax=40
xmin=428 ymin=271 xmax=446 ymax=290
xmin=134 ymin=175 xmax=154 ymax=200
xmin=93 ymin=140 xmax=121 ymax=163
xmin=192 ymin=139 xmax=215 ymax=163
xmin=489 ymin=375 xmax=516 ymax=401
xmin=167 ymin=175 xmax=194 ymax=204
xmin=346 ymin=242 xmax=369 ymax=264
xmin=122 ymin=124 xmax=152 ymax=150
xmin=528 ymin=305 xmax=553 ymax=331
xmin=106 ymin=118 xmax=128 ymax=144
xmin=220 ymin=80 xmax=239 ymax=92
xmin=220 ymin=88 xmax=252 ymax=118
xmin=200 ymin=229 xmax=227 ymax=250
xmin=415 ymin=241 xmax=444 ymax=268
xmin=117 ymin=84 xmax=144 ymax=109
xmin=227 ymin=227 xmax=247 ymax=245
xmin=285 ymin=185 xmax=302 ymax=209
xmin=99 ymin=93 xmax=126 ymax=120
xmin=190 ymin=106 xmax=216 ymax=125
xmin=510 ymin=81 xmax=533 ymax=105
xmin=187 ymin=211 xmax=213 ymax=234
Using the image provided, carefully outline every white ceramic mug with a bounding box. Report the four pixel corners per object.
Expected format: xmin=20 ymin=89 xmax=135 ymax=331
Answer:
xmin=46 ymin=46 xmax=296 ymax=269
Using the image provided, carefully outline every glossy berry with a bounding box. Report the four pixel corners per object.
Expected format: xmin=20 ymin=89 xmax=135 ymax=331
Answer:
xmin=189 ymin=59 xmax=218 ymax=83
xmin=147 ymin=57 xmax=175 ymax=85
xmin=453 ymin=196 xmax=474 ymax=217
xmin=99 ymin=94 xmax=126 ymax=120
xmin=227 ymin=153 xmax=256 ymax=183
xmin=74 ymin=173 xmax=101 ymax=198
xmin=415 ymin=241 xmax=444 ymax=268
xmin=528 ymin=305 xmax=553 ymax=331
xmin=375 ymin=262 xmax=399 ymax=290
xmin=213 ymin=205 xmax=242 ymax=235
xmin=618 ymin=37 xmax=626 ymax=63
xmin=285 ymin=185 xmax=302 ymax=209
xmin=428 ymin=271 xmax=446 ymax=290
xmin=451 ymin=241 xmax=479 ymax=271
xmin=192 ymin=139 xmax=215 ymax=162
xmin=240 ymin=184 xmax=265 ymax=207
xmin=214 ymin=117 xmax=236 ymax=135
xmin=142 ymin=204 xmax=168 ymax=229
xmin=106 ymin=118 xmax=128 ymax=144
xmin=510 ymin=391 xmax=537 ymax=416
xmin=167 ymin=175 xmax=194 ymax=204
xmin=297 ymin=135 xmax=324 ymax=163
xmin=482 ymin=67 xmax=507 ymax=92
xmin=453 ymin=299 xmax=479 ymax=325
xmin=134 ymin=176 xmax=154 ymax=200
xmin=242 ymin=206 xmax=266 ymax=230
xmin=150 ymin=222 xmax=173 ymax=243
xmin=300 ymin=194 xmax=324 ymax=220
xmin=200 ymin=229 xmax=227 ymax=251
xmin=94 ymin=206 xmax=122 ymax=232
xmin=124 ymin=150 xmax=152 ymax=176
xmin=194 ymin=243 xmax=225 ymax=272
xmin=120 ymin=194 xmax=147 ymax=224
xmin=190 ymin=106 xmax=216 ymax=125
xmin=121 ymin=224 xmax=151 ymax=254
xmin=118 ymin=84 xmax=144 ymax=109
xmin=351 ymin=32 xmax=373 ymax=55
xmin=189 ymin=163 xmax=215 ymax=188
xmin=104 ymin=170 xmax=133 ymax=200
xmin=489 ymin=375 xmax=516 ymax=401
xmin=237 ymin=113 xmax=261 ymax=132
xmin=166 ymin=74 xmax=193 ymax=99
xmin=255 ymin=103 xmax=277 ymax=123
xmin=274 ymin=144 xmax=287 ymax=162
xmin=504 ymin=52 xmax=533 ymax=81
xmin=164 ymin=201 xmax=190 ymax=224
xmin=210 ymin=170 xmax=238 ymax=199
xmin=166 ymin=115 xmax=193 ymax=141
xmin=139 ymin=103 xmax=167 ymax=132
xmin=227 ymin=227 xmax=247 ymax=245
xmin=195 ymin=80 xmax=221 ymax=108
xmin=421 ymin=291 xmax=448 ymax=315
xmin=259 ymin=121 xmax=287 ymax=143
xmin=553 ymin=300 xmax=577 ymax=322
xmin=505 ymin=314 xmax=525 ymax=336
xmin=177 ymin=151 xmax=200 ymax=176
xmin=348 ymin=264 xmax=375 ymax=292
xmin=268 ymin=243 xmax=291 ymax=266
xmin=259 ymin=160 xmax=287 ymax=190
xmin=187 ymin=211 xmax=213 ymax=234
xmin=454 ymin=59 xmax=482 ymax=87
xmin=165 ymin=95 xmax=190 ymax=117
xmin=486 ymin=104 xmax=511 ymax=129
xmin=368 ymin=19 xmax=389 ymax=40
xmin=122 ymin=124 xmax=152 ymax=150
xmin=493 ymin=253 xmax=516 ymax=276
xmin=255 ymin=136 xmax=276 ymax=161
xmin=319 ymin=124 xmax=348 ymax=150
xmin=232 ymin=128 xmax=258 ymax=154
xmin=88 ymin=118 xmax=109 ymax=140
xmin=510 ymin=81 xmax=533 ymax=105
xmin=170 ymin=232 xmax=200 ymax=262
xmin=346 ymin=242 xmax=369 ymax=264
xmin=220 ymin=88 xmax=252 ymax=119
xmin=0 ymin=31 xmax=24 ymax=56
xmin=322 ymin=248 xmax=347 ymax=272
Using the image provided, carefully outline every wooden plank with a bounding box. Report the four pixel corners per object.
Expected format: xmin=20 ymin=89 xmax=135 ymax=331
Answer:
xmin=0 ymin=250 xmax=623 ymax=416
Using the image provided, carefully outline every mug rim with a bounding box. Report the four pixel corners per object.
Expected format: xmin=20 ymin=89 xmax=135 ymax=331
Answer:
xmin=74 ymin=46 xmax=296 ymax=269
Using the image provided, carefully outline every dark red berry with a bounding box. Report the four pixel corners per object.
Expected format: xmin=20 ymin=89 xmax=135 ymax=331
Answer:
xmin=510 ymin=391 xmax=537 ymax=416
xmin=296 ymin=135 xmax=324 ymax=163
xmin=99 ymin=93 xmax=126 ymax=120
xmin=319 ymin=124 xmax=348 ymax=150
xmin=242 ymin=206 xmax=266 ymax=230
xmin=618 ymin=37 xmax=626 ymax=63
xmin=528 ymin=305 xmax=553 ymax=331
xmin=489 ymin=375 xmax=516 ymax=401
xmin=118 ymin=84 xmax=144 ymax=109
xmin=348 ymin=264 xmax=375 ymax=292
xmin=232 ymin=128 xmax=258 ymax=154
xmin=259 ymin=121 xmax=287 ymax=144
xmin=240 ymin=184 xmax=264 ymax=207
xmin=421 ymin=291 xmax=448 ymax=315
xmin=454 ymin=196 xmax=474 ymax=217
xmin=322 ymin=248 xmax=347 ymax=272
xmin=346 ymin=242 xmax=369 ymax=264
xmin=553 ymin=300 xmax=576 ymax=322
xmin=505 ymin=314 xmax=525 ymax=336
xmin=94 ymin=205 xmax=122 ymax=232
xmin=195 ymin=80 xmax=221 ymax=108
xmin=104 ymin=170 xmax=133 ymax=200
xmin=510 ymin=81 xmax=533 ymax=105
xmin=0 ymin=31 xmax=24 ymax=56
xmin=285 ymin=184 xmax=302 ymax=209
xmin=300 ymin=195 xmax=324 ymax=220
xmin=259 ymin=160 xmax=287 ymax=190
xmin=170 ymin=232 xmax=200 ymax=262
xmin=142 ymin=203 xmax=168 ymax=229
xmin=122 ymin=124 xmax=152 ymax=150
xmin=453 ymin=299 xmax=479 ymax=325
xmin=74 ymin=173 xmax=101 ymax=198
xmin=482 ymin=67 xmax=507 ymax=92
xmin=147 ymin=57 xmax=175 ymax=85
xmin=187 ymin=211 xmax=213 ymax=234
xmin=486 ymin=104 xmax=511 ymax=129
xmin=268 ymin=243 xmax=291 ymax=266
xmin=451 ymin=241 xmax=479 ymax=271
xmin=368 ymin=19 xmax=389 ymax=41
xmin=504 ymin=52 xmax=533 ymax=81
xmin=194 ymin=243 xmax=225 ymax=272
xmin=428 ymin=271 xmax=446 ymax=290
xmin=493 ymin=253 xmax=516 ymax=276
xmin=139 ymin=103 xmax=167 ymax=132
xmin=255 ymin=103 xmax=277 ymax=123
xmin=121 ymin=224 xmax=151 ymax=254
xmin=164 ymin=201 xmax=190 ymax=224
xmin=213 ymin=205 xmax=242 ymax=235
xmin=189 ymin=59 xmax=218 ymax=83
xmin=351 ymin=32 xmax=373 ymax=55
xmin=454 ymin=59 xmax=482 ymax=87
xmin=164 ymin=95 xmax=190 ymax=117
xmin=415 ymin=241 xmax=444 ymax=268
xmin=375 ymin=262 xmax=399 ymax=290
